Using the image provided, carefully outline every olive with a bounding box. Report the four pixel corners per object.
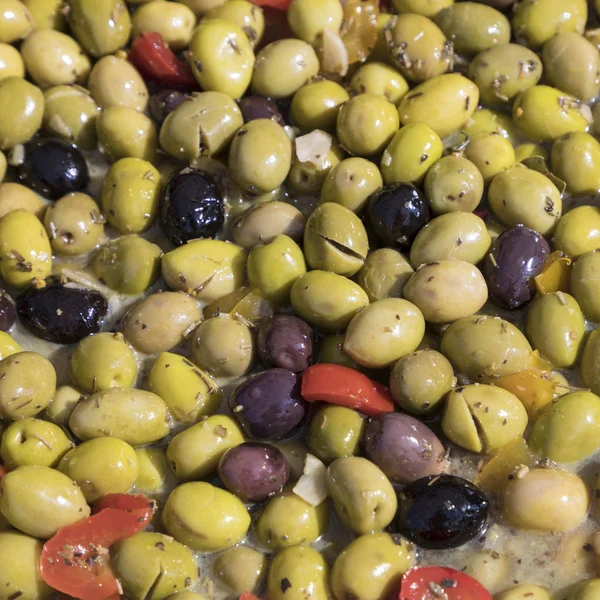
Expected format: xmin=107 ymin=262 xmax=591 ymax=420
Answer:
xmin=396 ymin=474 xmax=489 ymax=549
xmin=218 ymin=442 xmax=290 ymax=502
xmin=256 ymin=315 xmax=314 ymax=372
xmin=16 ymin=277 xmax=108 ymax=344
xmin=159 ymin=168 xmax=225 ymax=246
xmin=230 ymin=369 xmax=306 ymax=440
xmin=365 ymin=183 xmax=429 ymax=250
xmin=481 ymin=226 xmax=551 ymax=309
xmin=238 ymin=96 xmax=285 ymax=126
xmin=0 ymin=291 xmax=15 ymax=331
xmin=17 ymin=138 xmax=89 ymax=200
xmin=148 ymin=89 xmax=189 ymax=126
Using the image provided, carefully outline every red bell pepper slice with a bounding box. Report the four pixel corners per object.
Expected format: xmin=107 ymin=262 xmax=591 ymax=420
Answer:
xmin=92 ymin=493 xmax=155 ymax=524
xmin=399 ymin=567 xmax=494 ymax=600
xmin=128 ymin=32 xmax=199 ymax=89
xmin=301 ymin=363 xmax=395 ymax=416
xmin=240 ymin=592 xmax=262 ymax=600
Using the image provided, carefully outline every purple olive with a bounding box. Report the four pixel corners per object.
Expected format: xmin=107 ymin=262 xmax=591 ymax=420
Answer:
xmin=218 ymin=442 xmax=290 ymax=501
xmin=257 ymin=315 xmax=314 ymax=372
xmin=0 ymin=291 xmax=15 ymax=331
xmin=364 ymin=413 xmax=447 ymax=482
xmin=238 ymin=96 xmax=285 ymax=126
xmin=149 ymin=89 xmax=189 ymax=125
xmin=230 ymin=369 xmax=306 ymax=439
xmin=481 ymin=225 xmax=550 ymax=309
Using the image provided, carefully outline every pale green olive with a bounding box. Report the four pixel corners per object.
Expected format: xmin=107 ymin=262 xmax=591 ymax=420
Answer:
xmin=350 ymin=62 xmax=409 ymax=104
xmin=464 ymin=133 xmax=515 ymax=184
xmin=212 ymin=546 xmax=267 ymax=595
xmin=43 ymin=385 xmax=83 ymax=427
xmin=497 ymin=585 xmax=551 ymax=600
xmin=356 ymin=248 xmax=414 ymax=302
xmin=135 ymin=447 xmax=169 ymax=493
xmin=0 ymin=332 xmax=20 ymax=362
xmin=553 ymin=206 xmax=600 ymax=258
xmin=550 ymin=132 xmax=600 ymax=195
xmin=287 ymin=0 xmax=343 ymax=45
xmin=464 ymin=550 xmax=509 ymax=595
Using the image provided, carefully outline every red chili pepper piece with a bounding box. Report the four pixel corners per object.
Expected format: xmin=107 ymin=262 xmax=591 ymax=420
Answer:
xmin=399 ymin=566 xmax=494 ymax=600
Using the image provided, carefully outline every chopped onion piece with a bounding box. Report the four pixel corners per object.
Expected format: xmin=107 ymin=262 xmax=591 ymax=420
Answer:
xmin=295 ymin=130 xmax=332 ymax=166
xmin=321 ymin=28 xmax=349 ymax=76
xmin=293 ymin=453 xmax=328 ymax=506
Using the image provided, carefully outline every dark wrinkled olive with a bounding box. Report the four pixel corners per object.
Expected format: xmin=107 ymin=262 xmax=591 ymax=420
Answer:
xmin=239 ymin=96 xmax=285 ymax=126
xmin=17 ymin=138 xmax=89 ymax=200
xmin=218 ymin=442 xmax=290 ymax=502
xmin=364 ymin=413 xmax=448 ymax=483
xmin=365 ymin=183 xmax=429 ymax=250
xmin=481 ymin=225 xmax=550 ymax=309
xmin=148 ymin=89 xmax=189 ymax=125
xmin=230 ymin=369 xmax=307 ymax=440
xmin=0 ymin=291 xmax=15 ymax=331
xmin=16 ymin=277 xmax=108 ymax=344
xmin=396 ymin=474 xmax=489 ymax=549
xmin=159 ymin=168 xmax=225 ymax=246
xmin=256 ymin=314 xmax=314 ymax=372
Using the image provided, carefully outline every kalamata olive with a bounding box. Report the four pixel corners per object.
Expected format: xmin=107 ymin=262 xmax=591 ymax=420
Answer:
xmin=230 ymin=369 xmax=307 ymax=440
xmin=363 ymin=413 xmax=448 ymax=483
xmin=396 ymin=474 xmax=489 ymax=550
xmin=17 ymin=138 xmax=89 ymax=200
xmin=159 ymin=168 xmax=225 ymax=246
xmin=218 ymin=442 xmax=290 ymax=501
xmin=238 ymin=96 xmax=285 ymax=126
xmin=365 ymin=183 xmax=430 ymax=250
xmin=149 ymin=89 xmax=189 ymax=125
xmin=0 ymin=291 xmax=16 ymax=331
xmin=16 ymin=277 xmax=108 ymax=344
xmin=256 ymin=314 xmax=314 ymax=372
xmin=481 ymin=225 xmax=550 ymax=309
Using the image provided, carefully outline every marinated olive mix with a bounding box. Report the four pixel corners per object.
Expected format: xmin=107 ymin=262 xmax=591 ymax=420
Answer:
xmin=1 ymin=0 xmax=600 ymax=598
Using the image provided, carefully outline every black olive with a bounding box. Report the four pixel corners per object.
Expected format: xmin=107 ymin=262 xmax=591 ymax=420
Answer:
xmin=238 ymin=96 xmax=285 ymax=126
xmin=0 ymin=291 xmax=16 ymax=331
xmin=17 ymin=277 xmax=108 ymax=344
xmin=17 ymin=139 xmax=89 ymax=200
xmin=365 ymin=183 xmax=430 ymax=250
xmin=148 ymin=89 xmax=189 ymax=125
xmin=159 ymin=168 xmax=225 ymax=246
xmin=396 ymin=474 xmax=489 ymax=549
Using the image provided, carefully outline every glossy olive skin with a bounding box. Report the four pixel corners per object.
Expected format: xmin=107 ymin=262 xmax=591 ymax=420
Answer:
xmin=238 ymin=96 xmax=285 ymax=126
xmin=230 ymin=369 xmax=306 ymax=440
xmin=256 ymin=315 xmax=313 ymax=372
xmin=364 ymin=413 xmax=447 ymax=483
xmin=160 ymin=168 xmax=224 ymax=246
xmin=365 ymin=183 xmax=429 ymax=250
xmin=396 ymin=474 xmax=489 ymax=549
xmin=148 ymin=89 xmax=189 ymax=125
xmin=218 ymin=442 xmax=290 ymax=502
xmin=17 ymin=278 xmax=108 ymax=344
xmin=482 ymin=226 xmax=551 ymax=309
xmin=0 ymin=292 xmax=15 ymax=331
xmin=17 ymin=138 xmax=89 ymax=200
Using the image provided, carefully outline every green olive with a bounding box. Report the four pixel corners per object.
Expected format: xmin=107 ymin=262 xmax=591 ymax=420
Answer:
xmin=0 ymin=417 xmax=72 ymax=469
xmin=288 ymin=0 xmax=343 ymax=45
xmin=256 ymin=489 xmax=329 ymax=550
xmin=0 ymin=466 xmax=90 ymax=539
xmin=0 ymin=332 xmax=20 ymax=361
xmin=331 ymin=533 xmax=415 ymax=600
xmin=69 ymin=388 xmax=170 ymax=446
xmin=424 ymin=154 xmax=484 ymax=214
xmin=410 ymin=212 xmax=491 ymax=267
xmin=308 ymin=405 xmax=365 ymax=463
xmin=291 ymin=80 xmax=349 ymax=133
xmin=442 ymin=384 xmax=528 ymax=453
xmin=101 ymin=158 xmax=160 ymax=234
xmin=581 ymin=328 xmax=600 ymax=396
xmin=291 ymin=270 xmax=370 ymax=331
xmin=468 ymin=44 xmax=542 ymax=106
xmin=381 ymin=123 xmax=443 ymax=185
xmin=0 ymin=352 xmax=56 ymax=420
xmin=343 ymin=298 xmax=425 ymax=368
xmin=212 ymin=546 xmax=267 ymax=594
xmin=178 ymin=0 xmax=227 ymax=16
xmin=392 ymin=0 xmax=452 ymax=17
xmin=132 ymin=1 xmax=196 ymax=52
xmin=441 ymin=315 xmax=533 ymax=380
xmin=22 ymin=0 xmax=67 ymax=31
xmin=502 ymin=468 xmax=589 ymax=531
xmin=0 ymin=0 xmax=34 ymax=43
xmin=463 ymin=108 xmax=517 ymax=142
xmin=390 ymin=349 xmax=456 ymax=414
xmin=200 ymin=284 xmax=272 ymax=325
xmin=67 ymin=0 xmax=131 ymax=57
xmin=327 ymin=456 xmax=397 ymax=535
xmin=403 ymin=260 xmax=488 ymax=324
xmin=525 ymin=292 xmax=585 ymax=368
xmin=188 ymin=18 xmax=254 ymax=99
xmin=59 ymin=437 xmax=139 ymax=502
xmin=113 ymin=532 xmax=197 ymax=600
xmin=488 ymin=165 xmax=562 ymax=236
xmin=162 ymin=481 xmax=250 ymax=551
xmin=398 ymin=73 xmax=479 ymax=138
xmin=135 ymin=446 xmax=169 ymax=493
xmin=569 ymin=580 xmax=600 ymax=600
xmin=463 ymin=550 xmax=508 ymax=595
xmin=320 ymin=157 xmax=383 ymax=214
xmin=0 ymin=42 xmax=24 ymax=80
xmin=289 ymin=141 xmax=343 ymax=195
xmin=337 ymin=93 xmax=399 ymax=157
xmin=205 ymin=0 xmax=264 ymax=49
xmin=43 ymin=385 xmax=83 ymax=427
xmin=497 ymin=585 xmax=551 ymax=600
xmin=512 ymin=86 xmax=590 ymax=142
xmin=550 ymin=132 xmax=600 ymax=195
xmin=167 ymin=414 xmax=243 ymax=481
xmin=514 ymin=142 xmax=548 ymax=163
xmin=464 ymin=133 xmax=515 ymax=184
xmin=351 ymin=62 xmax=409 ymax=106
xmin=357 ymin=248 xmax=414 ymax=302
xmin=0 ymin=532 xmax=52 ymax=600
xmin=318 ymin=334 xmax=360 ymax=370
xmin=0 ymin=183 xmax=41 ymax=218
xmin=553 ymin=206 xmax=600 ymax=257
xmin=267 ymin=545 xmax=329 ymax=600
xmin=0 ymin=77 xmax=44 ymax=150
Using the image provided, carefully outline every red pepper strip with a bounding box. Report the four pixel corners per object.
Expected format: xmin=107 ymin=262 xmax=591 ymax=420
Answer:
xmin=92 ymin=493 xmax=155 ymax=525
xmin=40 ymin=507 xmax=149 ymax=600
xmin=301 ymin=363 xmax=395 ymax=416
xmin=128 ymin=32 xmax=199 ymax=89
xmin=0 ymin=465 xmax=6 ymax=478
xmin=240 ymin=592 xmax=262 ymax=600
xmin=400 ymin=566 xmax=493 ymax=600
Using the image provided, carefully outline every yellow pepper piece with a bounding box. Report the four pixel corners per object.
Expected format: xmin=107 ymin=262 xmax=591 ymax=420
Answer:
xmin=534 ymin=250 xmax=572 ymax=295
xmin=530 ymin=349 xmax=553 ymax=373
